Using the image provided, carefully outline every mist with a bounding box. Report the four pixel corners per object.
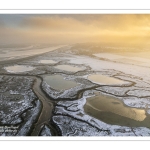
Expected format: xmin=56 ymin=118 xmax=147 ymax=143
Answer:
xmin=1 ymin=14 xmax=150 ymax=47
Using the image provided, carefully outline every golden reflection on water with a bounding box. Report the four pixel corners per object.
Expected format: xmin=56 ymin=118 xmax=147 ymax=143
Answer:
xmin=85 ymin=93 xmax=146 ymax=122
xmin=43 ymin=74 xmax=78 ymax=91
xmin=88 ymin=74 xmax=125 ymax=85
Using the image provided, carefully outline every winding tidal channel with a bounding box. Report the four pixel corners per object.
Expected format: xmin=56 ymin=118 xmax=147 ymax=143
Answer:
xmin=1 ymin=50 xmax=150 ymax=136
xmin=1 ymin=70 xmax=150 ymax=136
xmin=0 ymin=74 xmax=55 ymax=136
xmin=31 ymin=76 xmax=54 ymax=136
xmin=0 ymin=73 xmax=98 ymax=136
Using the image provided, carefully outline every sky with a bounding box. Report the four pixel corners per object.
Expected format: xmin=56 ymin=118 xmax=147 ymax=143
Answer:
xmin=0 ymin=14 xmax=150 ymax=46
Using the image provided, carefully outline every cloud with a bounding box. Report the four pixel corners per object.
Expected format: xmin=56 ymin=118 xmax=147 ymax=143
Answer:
xmin=0 ymin=20 xmax=5 ymax=27
xmin=20 ymin=15 xmax=150 ymax=37
xmin=21 ymin=15 xmax=97 ymax=34
xmin=1 ymin=14 xmax=150 ymax=46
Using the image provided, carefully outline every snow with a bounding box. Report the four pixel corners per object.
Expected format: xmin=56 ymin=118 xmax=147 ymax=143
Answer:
xmin=147 ymin=109 xmax=150 ymax=115
xmin=1 ymin=47 xmax=150 ymax=136
xmin=132 ymin=127 xmax=150 ymax=136
xmin=96 ymin=86 xmax=129 ymax=96
xmin=4 ymin=65 xmax=35 ymax=73
xmin=53 ymin=115 xmax=108 ymax=136
xmin=115 ymin=75 xmax=150 ymax=88
xmin=93 ymin=53 xmax=150 ymax=67
xmin=38 ymin=60 xmax=57 ymax=64
xmin=0 ymin=76 xmax=42 ymax=136
xmin=127 ymin=90 xmax=150 ymax=97
xmin=122 ymin=97 xmax=150 ymax=109
xmin=42 ymin=75 xmax=96 ymax=100
xmin=68 ymin=55 xmax=150 ymax=82
xmin=39 ymin=125 xmax=52 ymax=136
xmin=9 ymin=90 xmax=20 ymax=95
xmin=54 ymin=96 xmax=150 ymax=136
xmin=17 ymin=100 xmax=42 ymax=136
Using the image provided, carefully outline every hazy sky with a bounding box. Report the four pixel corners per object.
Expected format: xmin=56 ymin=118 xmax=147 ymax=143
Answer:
xmin=0 ymin=14 xmax=150 ymax=46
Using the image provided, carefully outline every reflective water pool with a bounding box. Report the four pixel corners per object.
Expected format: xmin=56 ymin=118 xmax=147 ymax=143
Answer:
xmin=84 ymin=93 xmax=150 ymax=128
xmin=43 ymin=74 xmax=79 ymax=91
xmin=39 ymin=60 xmax=57 ymax=64
xmin=4 ymin=65 xmax=35 ymax=73
xmin=88 ymin=74 xmax=125 ymax=85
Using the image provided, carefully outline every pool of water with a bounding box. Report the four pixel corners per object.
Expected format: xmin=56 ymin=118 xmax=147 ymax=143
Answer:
xmin=39 ymin=60 xmax=57 ymax=64
xmin=84 ymin=93 xmax=150 ymax=128
xmin=43 ymin=74 xmax=79 ymax=91
xmin=54 ymin=65 xmax=83 ymax=72
xmin=88 ymin=74 xmax=125 ymax=85
xmin=4 ymin=65 xmax=35 ymax=73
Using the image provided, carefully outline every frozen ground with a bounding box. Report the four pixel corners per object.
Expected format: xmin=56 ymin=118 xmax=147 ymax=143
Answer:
xmin=94 ymin=53 xmax=150 ymax=67
xmin=39 ymin=125 xmax=52 ymax=136
xmin=53 ymin=96 xmax=150 ymax=136
xmin=41 ymin=74 xmax=97 ymax=100
xmin=0 ymin=76 xmax=41 ymax=136
xmin=0 ymin=44 xmax=150 ymax=136
xmin=4 ymin=65 xmax=35 ymax=73
xmin=50 ymin=47 xmax=150 ymax=136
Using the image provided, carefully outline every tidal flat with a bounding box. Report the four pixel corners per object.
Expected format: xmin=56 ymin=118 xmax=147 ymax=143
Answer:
xmin=0 ymin=44 xmax=150 ymax=136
